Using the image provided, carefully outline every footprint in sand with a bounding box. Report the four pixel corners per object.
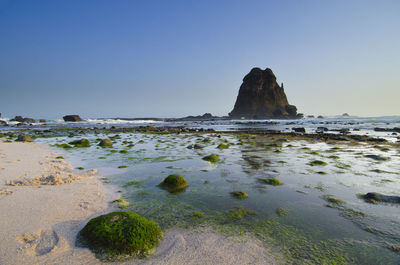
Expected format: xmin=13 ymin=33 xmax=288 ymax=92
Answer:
xmin=17 ymin=229 xmax=59 ymax=256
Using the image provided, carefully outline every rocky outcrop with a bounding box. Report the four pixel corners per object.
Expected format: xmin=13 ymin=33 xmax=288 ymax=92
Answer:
xmin=63 ymin=115 xmax=83 ymax=122
xmin=10 ymin=116 xmax=35 ymax=123
xmin=229 ymin=68 xmax=299 ymax=119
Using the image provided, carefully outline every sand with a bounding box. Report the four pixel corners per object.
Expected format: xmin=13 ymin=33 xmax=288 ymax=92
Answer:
xmin=0 ymin=140 xmax=282 ymax=265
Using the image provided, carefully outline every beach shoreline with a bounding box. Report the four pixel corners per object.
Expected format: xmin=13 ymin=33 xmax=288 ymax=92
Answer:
xmin=0 ymin=140 xmax=282 ymax=265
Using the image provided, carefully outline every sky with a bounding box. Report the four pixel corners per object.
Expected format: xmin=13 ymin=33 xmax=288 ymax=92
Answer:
xmin=0 ymin=0 xmax=399 ymax=119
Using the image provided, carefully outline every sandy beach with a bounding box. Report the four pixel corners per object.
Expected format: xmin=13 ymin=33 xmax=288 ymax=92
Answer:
xmin=0 ymin=140 xmax=281 ymax=265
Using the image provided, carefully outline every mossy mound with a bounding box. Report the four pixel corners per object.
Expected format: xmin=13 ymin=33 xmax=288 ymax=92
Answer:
xmin=158 ymin=174 xmax=189 ymax=193
xmin=56 ymin=143 xmax=73 ymax=149
xmin=309 ymin=160 xmax=328 ymax=166
xmin=78 ymin=211 xmax=162 ymax=260
xmin=16 ymin=134 xmax=33 ymax=142
xmin=230 ymin=191 xmax=248 ymax=199
xmin=98 ymin=139 xmax=113 ymax=147
xmin=202 ymin=154 xmax=220 ymax=163
xmin=69 ymin=139 xmax=90 ymax=147
xmin=258 ymin=177 xmax=284 ymax=186
xmin=322 ymin=195 xmax=346 ymax=206
xmin=217 ymin=143 xmax=229 ymax=149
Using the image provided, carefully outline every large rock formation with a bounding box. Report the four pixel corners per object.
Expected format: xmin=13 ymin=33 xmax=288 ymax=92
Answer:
xmin=229 ymin=67 xmax=299 ymax=119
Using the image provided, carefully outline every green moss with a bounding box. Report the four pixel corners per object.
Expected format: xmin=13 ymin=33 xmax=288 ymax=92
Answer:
xmin=98 ymin=156 xmax=106 ymax=159
xmin=118 ymin=165 xmax=128 ymax=168
xmin=56 ymin=143 xmax=73 ymax=149
xmin=226 ymin=207 xmax=256 ymax=221
xmin=335 ymin=163 xmax=351 ymax=169
xmin=76 ymin=167 xmax=84 ymax=170
xmin=112 ymin=199 xmax=130 ymax=209
xmin=316 ymin=171 xmax=327 ymax=175
xmin=55 ymin=156 xmax=64 ymax=159
xmin=110 ymin=150 xmax=118 ymax=153
xmin=98 ymin=139 xmax=113 ymax=147
xmin=78 ymin=211 xmax=162 ymax=259
xmin=202 ymin=154 xmax=220 ymax=163
xmin=217 ymin=143 xmax=229 ymax=149
xmin=123 ymin=180 xmax=144 ymax=187
xmin=322 ymin=195 xmax=346 ymax=206
xmin=328 ymin=155 xmax=340 ymax=159
xmin=276 ymin=208 xmax=288 ymax=216
xmin=69 ymin=139 xmax=90 ymax=147
xmin=309 ymin=160 xmax=328 ymax=166
xmin=192 ymin=212 xmax=204 ymax=218
xmin=230 ymin=191 xmax=248 ymax=199
xmin=119 ymin=150 xmax=128 ymax=154
xmin=158 ymin=174 xmax=189 ymax=193
xmin=258 ymin=177 xmax=284 ymax=186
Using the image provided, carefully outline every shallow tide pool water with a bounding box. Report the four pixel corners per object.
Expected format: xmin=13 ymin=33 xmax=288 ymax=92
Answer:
xmin=32 ymin=131 xmax=400 ymax=264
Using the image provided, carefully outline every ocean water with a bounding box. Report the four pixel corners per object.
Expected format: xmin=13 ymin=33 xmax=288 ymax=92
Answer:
xmin=1 ymin=117 xmax=400 ymax=264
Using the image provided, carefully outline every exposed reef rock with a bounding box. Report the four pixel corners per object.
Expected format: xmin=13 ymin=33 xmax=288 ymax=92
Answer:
xmin=63 ymin=115 xmax=83 ymax=122
xmin=229 ymin=67 xmax=299 ymax=119
xmin=10 ymin=116 xmax=35 ymax=123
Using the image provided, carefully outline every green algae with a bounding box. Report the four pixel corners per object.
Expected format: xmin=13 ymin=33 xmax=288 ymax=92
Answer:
xmin=276 ymin=208 xmax=288 ymax=216
xmin=309 ymin=160 xmax=328 ymax=166
xmin=118 ymin=165 xmax=128 ymax=168
xmin=123 ymin=180 xmax=144 ymax=187
xmin=55 ymin=156 xmax=64 ymax=159
xmin=158 ymin=174 xmax=189 ymax=193
xmin=323 ymin=195 xmax=346 ymax=206
xmin=69 ymin=139 xmax=90 ymax=147
xmin=258 ymin=177 xmax=284 ymax=186
xmin=202 ymin=154 xmax=220 ymax=163
xmin=230 ymin=191 xmax=248 ymax=199
xmin=55 ymin=143 xmax=73 ymax=149
xmin=226 ymin=207 xmax=256 ymax=221
xmin=98 ymin=139 xmax=113 ymax=147
xmin=78 ymin=211 xmax=162 ymax=260
xmin=217 ymin=143 xmax=230 ymax=149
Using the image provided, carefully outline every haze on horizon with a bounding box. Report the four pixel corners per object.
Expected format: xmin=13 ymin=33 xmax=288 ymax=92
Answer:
xmin=0 ymin=0 xmax=399 ymax=119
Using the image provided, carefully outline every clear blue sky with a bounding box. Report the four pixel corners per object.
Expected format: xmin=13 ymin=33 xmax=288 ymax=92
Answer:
xmin=0 ymin=0 xmax=399 ymax=119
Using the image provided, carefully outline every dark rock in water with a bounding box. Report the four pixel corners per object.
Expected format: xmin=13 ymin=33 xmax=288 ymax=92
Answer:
xmin=292 ymin=127 xmax=305 ymax=133
xmin=0 ymin=120 xmax=8 ymax=126
xmin=360 ymin=192 xmax=400 ymax=204
xmin=317 ymin=115 xmax=324 ymax=119
xmin=364 ymin=154 xmax=390 ymax=161
xmin=186 ymin=144 xmax=204 ymax=149
xmin=63 ymin=115 xmax=83 ymax=122
xmin=39 ymin=119 xmax=46 ymax=123
xmin=229 ymin=67 xmax=298 ymax=119
xmin=10 ymin=116 xmax=35 ymax=123
xmin=342 ymin=113 xmax=350 ymax=117
xmin=307 ymin=115 xmax=315 ymax=118
xmin=16 ymin=134 xmax=33 ymax=142
xmin=316 ymin=127 xmax=328 ymax=133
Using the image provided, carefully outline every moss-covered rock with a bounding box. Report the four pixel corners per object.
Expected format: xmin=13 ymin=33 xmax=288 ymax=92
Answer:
xmin=217 ymin=143 xmax=229 ymax=149
xmin=56 ymin=143 xmax=73 ymax=149
xmin=230 ymin=191 xmax=248 ymax=199
xmin=78 ymin=211 xmax=162 ymax=259
xmin=309 ymin=160 xmax=328 ymax=166
xmin=16 ymin=134 xmax=33 ymax=142
xmin=158 ymin=174 xmax=189 ymax=193
xmin=202 ymin=154 xmax=220 ymax=163
xmin=258 ymin=177 xmax=284 ymax=186
xmin=69 ymin=139 xmax=90 ymax=147
xmin=98 ymin=139 xmax=113 ymax=147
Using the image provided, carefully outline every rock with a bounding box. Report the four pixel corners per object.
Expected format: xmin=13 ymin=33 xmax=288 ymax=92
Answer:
xmin=317 ymin=115 xmax=324 ymax=119
xmin=158 ymin=174 xmax=189 ymax=193
xmin=0 ymin=120 xmax=8 ymax=126
xmin=229 ymin=67 xmax=298 ymax=119
xmin=68 ymin=139 xmax=90 ymax=147
xmin=364 ymin=154 xmax=390 ymax=161
xmin=98 ymin=139 xmax=113 ymax=147
xmin=63 ymin=115 xmax=83 ymax=122
xmin=16 ymin=134 xmax=33 ymax=142
xmin=316 ymin=127 xmax=328 ymax=133
xmin=78 ymin=211 xmax=162 ymax=258
xmin=342 ymin=113 xmax=350 ymax=117
xmin=186 ymin=144 xmax=204 ymax=149
xmin=10 ymin=116 xmax=35 ymax=123
xmin=292 ymin=127 xmax=305 ymax=133
xmin=39 ymin=119 xmax=46 ymax=123
xmin=360 ymin=192 xmax=400 ymax=204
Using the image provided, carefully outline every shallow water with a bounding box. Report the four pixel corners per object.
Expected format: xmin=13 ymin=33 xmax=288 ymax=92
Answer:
xmin=21 ymin=128 xmax=399 ymax=264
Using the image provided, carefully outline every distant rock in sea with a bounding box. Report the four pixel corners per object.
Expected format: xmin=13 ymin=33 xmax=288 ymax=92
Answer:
xmin=229 ymin=67 xmax=300 ymax=119
xmin=10 ymin=116 xmax=35 ymax=123
xmin=63 ymin=115 xmax=83 ymax=122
